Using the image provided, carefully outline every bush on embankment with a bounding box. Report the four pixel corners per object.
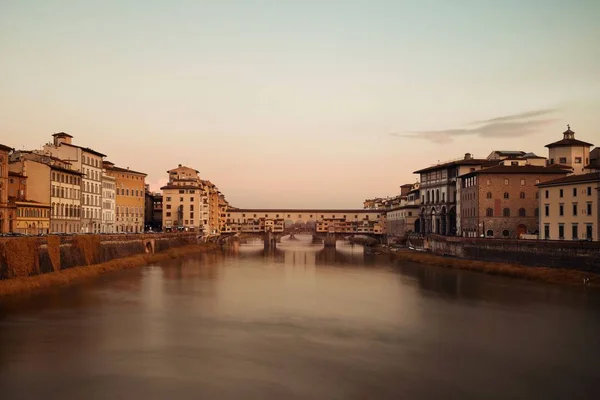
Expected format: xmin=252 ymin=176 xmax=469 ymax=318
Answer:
xmin=0 ymin=243 xmax=218 ymax=298
xmin=392 ymin=249 xmax=599 ymax=287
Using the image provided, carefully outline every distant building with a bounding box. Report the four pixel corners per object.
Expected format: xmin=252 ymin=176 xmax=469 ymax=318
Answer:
xmin=537 ymin=172 xmax=600 ymax=241
xmin=161 ymin=165 xmax=206 ymax=232
xmin=101 ymin=170 xmax=116 ymax=233
xmin=460 ymin=164 xmax=570 ymax=238
xmin=546 ymin=126 xmax=594 ymax=175
xmin=104 ymin=161 xmax=146 ymax=233
xmin=386 ymin=183 xmax=421 ymax=238
xmin=6 ymin=163 xmax=51 ymax=235
xmin=487 ymin=150 xmax=546 ymax=167
xmin=0 ymin=144 xmax=16 ymax=233
xmin=144 ymin=184 xmax=163 ymax=231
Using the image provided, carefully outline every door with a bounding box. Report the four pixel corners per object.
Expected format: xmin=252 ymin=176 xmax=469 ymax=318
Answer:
xmin=517 ymin=224 xmax=527 ymax=237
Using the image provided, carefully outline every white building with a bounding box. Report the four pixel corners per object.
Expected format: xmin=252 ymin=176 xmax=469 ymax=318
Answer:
xmin=101 ymin=171 xmax=116 ymax=233
xmin=43 ymin=133 xmax=105 ymax=233
xmin=161 ymin=165 xmax=207 ymax=233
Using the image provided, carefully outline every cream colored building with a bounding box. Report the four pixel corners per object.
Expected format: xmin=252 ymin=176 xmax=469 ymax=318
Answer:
xmin=104 ymin=162 xmax=146 ymax=233
xmin=537 ymin=172 xmax=599 ymax=241
xmin=161 ymin=165 xmax=206 ymax=232
xmin=546 ymin=126 xmax=593 ymax=175
xmin=101 ymin=171 xmax=116 ymax=233
xmin=43 ymin=133 xmax=105 ymax=233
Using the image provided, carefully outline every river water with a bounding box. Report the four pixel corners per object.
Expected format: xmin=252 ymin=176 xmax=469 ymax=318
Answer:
xmin=1 ymin=235 xmax=599 ymax=399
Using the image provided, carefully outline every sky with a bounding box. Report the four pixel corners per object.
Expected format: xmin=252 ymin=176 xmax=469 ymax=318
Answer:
xmin=1 ymin=0 xmax=599 ymax=208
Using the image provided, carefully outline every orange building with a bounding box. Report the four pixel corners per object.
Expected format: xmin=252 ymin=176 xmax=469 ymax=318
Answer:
xmin=104 ymin=161 xmax=147 ymax=233
xmin=0 ymin=144 xmax=16 ymax=233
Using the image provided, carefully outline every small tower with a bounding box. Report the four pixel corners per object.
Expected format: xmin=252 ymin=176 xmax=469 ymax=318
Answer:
xmin=545 ymin=125 xmax=594 ymax=174
xmin=52 ymin=132 xmax=73 ymax=146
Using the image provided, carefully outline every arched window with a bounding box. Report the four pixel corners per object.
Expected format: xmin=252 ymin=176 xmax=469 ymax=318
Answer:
xmin=503 ymin=208 xmax=510 ymax=217
xmin=486 ymin=229 xmax=494 ymax=237
xmin=519 ymin=192 xmax=525 ymax=199
xmin=504 ymin=192 xmax=509 ymax=199
xmin=436 ymin=189 xmax=440 ymax=203
xmin=486 ymin=208 xmax=493 ymax=217
xmin=486 ymin=192 xmax=492 ymax=199
xmin=60 ymin=187 xmax=65 ymax=198
xmin=442 ymin=192 xmax=445 ymax=202
xmin=426 ymin=191 xmax=430 ymax=203
xmin=502 ymin=230 xmax=510 ymax=237
xmin=518 ymin=208 xmax=526 ymax=217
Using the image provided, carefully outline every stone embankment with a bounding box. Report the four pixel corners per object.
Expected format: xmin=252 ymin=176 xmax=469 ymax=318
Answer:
xmin=0 ymin=233 xmax=218 ymax=297
xmin=387 ymin=236 xmax=600 ymax=287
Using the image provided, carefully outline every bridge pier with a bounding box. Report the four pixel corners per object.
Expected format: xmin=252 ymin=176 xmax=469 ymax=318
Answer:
xmin=263 ymin=230 xmax=279 ymax=249
xmin=324 ymin=233 xmax=337 ymax=248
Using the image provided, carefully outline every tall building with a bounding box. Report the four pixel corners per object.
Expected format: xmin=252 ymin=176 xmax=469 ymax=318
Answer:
xmin=415 ymin=153 xmax=493 ymax=236
xmin=101 ymin=170 xmax=116 ymax=233
xmin=537 ymin=172 xmax=600 ymax=241
xmin=386 ymin=183 xmax=421 ymax=238
xmin=460 ymin=163 xmax=570 ymax=238
xmin=0 ymin=144 xmax=16 ymax=233
xmin=161 ymin=165 xmax=206 ymax=232
xmin=202 ymin=180 xmax=220 ymax=235
xmin=104 ymin=161 xmax=146 ymax=233
xmin=546 ymin=126 xmax=594 ymax=175
xmin=43 ymin=133 xmax=106 ymax=233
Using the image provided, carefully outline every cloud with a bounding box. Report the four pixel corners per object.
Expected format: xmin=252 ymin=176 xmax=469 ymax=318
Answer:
xmin=391 ymin=108 xmax=559 ymax=144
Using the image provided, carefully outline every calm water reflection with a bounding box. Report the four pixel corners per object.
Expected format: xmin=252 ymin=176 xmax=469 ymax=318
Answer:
xmin=1 ymin=235 xmax=600 ymax=399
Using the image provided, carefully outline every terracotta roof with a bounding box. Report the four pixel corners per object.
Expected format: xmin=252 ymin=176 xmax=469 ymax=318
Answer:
xmin=545 ymin=138 xmax=594 ymax=148
xmin=463 ymin=165 xmax=571 ymax=176
xmin=536 ymin=172 xmax=600 ymax=187
xmin=0 ymin=144 xmax=13 ymax=152
xmin=51 ymin=165 xmax=84 ymax=175
xmin=105 ymin=164 xmax=146 ymax=176
xmin=60 ymin=142 xmax=106 ymax=157
xmin=160 ymin=184 xmax=203 ymax=190
xmin=414 ymin=158 xmax=493 ymax=174
xmin=8 ymin=171 xmax=26 ymax=178
xmin=231 ymin=209 xmax=382 ymax=213
xmin=52 ymin=132 xmax=73 ymax=138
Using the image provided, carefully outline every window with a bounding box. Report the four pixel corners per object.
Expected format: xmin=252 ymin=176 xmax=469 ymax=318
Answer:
xmin=575 ymin=157 xmax=582 ymax=164
xmin=486 ymin=208 xmax=493 ymax=217
xmin=189 ymin=190 xmax=195 ymax=194
xmin=126 ymin=189 xmax=130 ymax=196
xmin=486 ymin=192 xmax=492 ymax=199
xmin=545 ymin=205 xmax=549 ymax=217
xmin=190 ymin=197 xmax=194 ymax=202
xmin=535 ymin=207 xmax=539 ymax=217
xmin=559 ymin=204 xmax=564 ymax=216
xmin=572 ymin=224 xmax=578 ymax=239
xmin=586 ymin=224 xmax=593 ymax=240
xmin=559 ymin=157 xmax=567 ymax=164
xmin=550 ymin=158 xmax=554 ymax=164
xmin=180 ymin=197 xmax=183 ymax=202
xmin=588 ymin=202 xmax=593 ymax=216
xmin=190 ymin=205 xmax=194 ymax=211
xmin=503 ymin=208 xmax=510 ymax=217
xmin=544 ymin=224 xmax=550 ymax=239
xmin=558 ymin=224 xmax=565 ymax=239
xmin=511 ymin=161 xmax=519 ymax=166
xmin=487 ymin=179 xmax=491 ymax=186
xmin=179 ymin=190 xmax=184 ymax=194
xmin=559 ymin=189 xmax=563 ymax=198
xmin=504 ymin=179 xmax=509 ymax=185
xmin=190 ymin=212 xmax=194 ymax=219
xmin=502 ymin=230 xmax=509 ymax=237
xmin=535 ymin=192 xmax=539 ymax=199
xmin=520 ymin=179 xmax=525 ymax=185
xmin=573 ymin=203 xmax=578 ymax=216
xmin=166 ymin=212 xmax=171 ymax=217
xmin=504 ymin=192 xmax=509 ymax=199
xmin=166 ymin=205 xmax=171 ymax=210
xmin=572 ymin=188 xmax=577 ymax=197
xmin=486 ymin=230 xmax=493 ymax=237
xmin=545 ymin=190 xmax=549 ymax=199
xmin=166 ymin=197 xmax=171 ymax=201
xmin=184 ymin=220 xmax=188 ymax=225
xmin=587 ymin=187 xmax=592 ymax=196
xmin=519 ymin=192 xmax=525 ymax=199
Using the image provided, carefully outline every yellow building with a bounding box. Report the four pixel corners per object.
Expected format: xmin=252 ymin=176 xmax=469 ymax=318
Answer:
xmin=104 ymin=161 xmax=146 ymax=233
xmin=537 ymin=172 xmax=600 ymax=241
xmin=12 ymin=200 xmax=51 ymax=235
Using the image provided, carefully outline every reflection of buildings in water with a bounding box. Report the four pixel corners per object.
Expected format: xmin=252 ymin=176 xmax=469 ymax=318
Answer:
xmin=315 ymin=246 xmax=366 ymax=266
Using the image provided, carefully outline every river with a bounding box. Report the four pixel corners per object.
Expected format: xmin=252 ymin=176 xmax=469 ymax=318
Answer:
xmin=1 ymin=235 xmax=599 ymax=399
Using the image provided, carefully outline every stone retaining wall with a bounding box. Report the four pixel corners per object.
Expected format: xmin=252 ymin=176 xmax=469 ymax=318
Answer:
xmin=425 ymin=235 xmax=600 ymax=272
xmin=0 ymin=233 xmax=198 ymax=279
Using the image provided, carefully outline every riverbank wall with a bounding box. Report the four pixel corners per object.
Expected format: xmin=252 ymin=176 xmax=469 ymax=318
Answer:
xmin=0 ymin=233 xmax=199 ymax=280
xmin=421 ymin=235 xmax=600 ymax=273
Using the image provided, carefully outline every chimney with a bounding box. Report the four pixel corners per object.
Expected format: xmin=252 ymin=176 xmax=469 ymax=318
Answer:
xmin=178 ymin=164 xmax=182 ymax=167
xmin=464 ymin=153 xmax=473 ymax=160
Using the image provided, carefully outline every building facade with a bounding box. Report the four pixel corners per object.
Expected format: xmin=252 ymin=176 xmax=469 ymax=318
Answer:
xmin=0 ymin=144 xmax=16 ymax=233
xmin=386 ymin=183 xmax=421 ymax=238
xmin=537 ymin=172 xmax=600 ymax=241
xmin=104 ymin=162 xmax=146 ymax=233
xmin=101 ymin=171 xmax=116 ymax=233
xmin=416 ymin=153 xmax=492 ymax=236
xmin=460 ymin=164 xmax=570 ymax=238
xmin=546 ymin=126 xmax=593 ymax=175
xmin=144 ymin=185 xmax=163 ymax=231
xmin=161 ymin=165 xmax=206 ymax=232
xmin=43 ymin=133 xmax=106 ymax=233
